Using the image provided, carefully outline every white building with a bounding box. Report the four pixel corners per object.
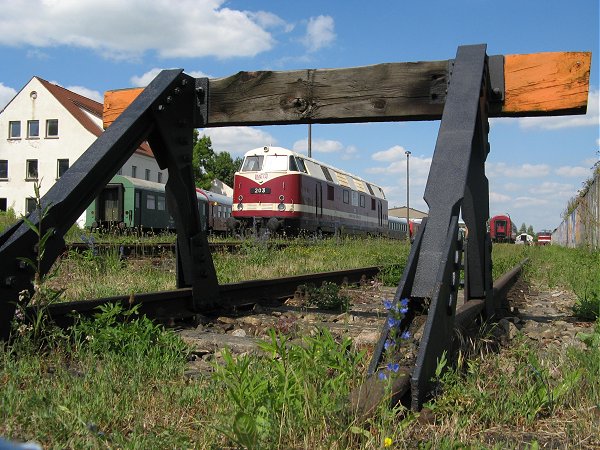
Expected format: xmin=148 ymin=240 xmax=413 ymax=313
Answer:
xmin=0 ymin=76 xmax=166 ymax=220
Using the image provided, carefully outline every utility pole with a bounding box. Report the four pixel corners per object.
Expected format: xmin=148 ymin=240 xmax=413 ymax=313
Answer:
xmin=405 ymin=150 xmax=411 ymax=240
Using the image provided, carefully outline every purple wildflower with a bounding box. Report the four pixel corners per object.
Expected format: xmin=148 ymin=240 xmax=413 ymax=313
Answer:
xmin=401 ymin=330 xmax=411 ymax=340
xmin=400 ymin=298 xmax=409 ymax=307
xmin=384 ymin=339 xmax=395 ymax=350
xmin=399 ymin=306 xmax=409 ymax=314
xmin=387 ymin=317 xmax=400 ymax=328
xmin=378 ymin=371 xmax=387 ymax=380
xmin=386 ymin=362 xmax=400 ymax=372
xmin=383 ymin=299 xmax=393 ymax=310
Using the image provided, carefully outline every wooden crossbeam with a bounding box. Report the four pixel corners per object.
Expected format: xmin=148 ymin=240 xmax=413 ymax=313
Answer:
xmin=103 ymin=51 xmax=591 ymax=128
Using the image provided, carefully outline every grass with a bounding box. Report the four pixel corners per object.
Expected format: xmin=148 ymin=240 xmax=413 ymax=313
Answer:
xmin=1 ymin=240 xmax=599 ymax=448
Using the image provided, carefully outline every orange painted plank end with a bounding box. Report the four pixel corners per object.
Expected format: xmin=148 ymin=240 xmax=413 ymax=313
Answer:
xmin=503 ymin=51 xmax=591 ymax=116
xmin=103 ymin=87 xmax=143 ymax=129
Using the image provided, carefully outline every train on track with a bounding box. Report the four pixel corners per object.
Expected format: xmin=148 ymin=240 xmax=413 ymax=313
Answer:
xmin=489 ymin=214 xmax=517 ymax=243
xmin=229 ymin=146 xmax=405 ymax=238
xmin=85 ymin=175 xmax=232 ymax=234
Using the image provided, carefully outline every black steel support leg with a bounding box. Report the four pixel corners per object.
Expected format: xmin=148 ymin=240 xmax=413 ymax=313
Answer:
xmin=366 ymin=44 xmax=498 ymax=410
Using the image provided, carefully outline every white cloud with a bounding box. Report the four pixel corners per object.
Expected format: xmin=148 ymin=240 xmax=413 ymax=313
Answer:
xmin=371 ymin=145 xmax=411 ymax=162
xmin=293 ymin=138 xmax=340 ymax=153
xmin=0 ymin=82 xmax=17 ymax=110
xmin=489 ymin=192 xmax=511 ymax=203
xmin=528 ymin=181 xmax=573 ymax=196
xmin=301 ymin=15 xmax=336 ymax=52
xmin=66 ymin=86 xmax=103 ymax=103
xmin=518 ymin=89 xmax=599 ymax=130
xmin=503 ymin=182 xmax=521 ymax=192
xmin=511 ymin=197 xmax=549 ymax=207
xmin=366 ymin=154 xmax=432 ymax=188
xmin=0 ymin=0 xmax=280 ymax=60
xmin=199 ymin=126 xmax=276 ymax=156
xmin=487 ymin=162 xmax=551 ymax=178
xmin=130 ymin=68 xmax=211 ymax=87
xmin=554 ymin=165 xmax=592 ymax=178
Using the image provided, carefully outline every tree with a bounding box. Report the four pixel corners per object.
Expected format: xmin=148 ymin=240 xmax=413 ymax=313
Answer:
xmin=519 ymin=222 xmax=527 ymax=234
xmin=192 ymin=133 xmax=242 ymax=190
xmin=527 ymin=225 xmax=534 ymax=237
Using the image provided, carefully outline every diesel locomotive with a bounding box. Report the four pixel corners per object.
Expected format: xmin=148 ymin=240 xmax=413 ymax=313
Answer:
xmin=231 ymin=146 xmax=393 ymax=237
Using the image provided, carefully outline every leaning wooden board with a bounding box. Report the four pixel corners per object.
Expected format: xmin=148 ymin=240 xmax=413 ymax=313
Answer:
xmin=103 ymin=51 xmax=591 ymax=128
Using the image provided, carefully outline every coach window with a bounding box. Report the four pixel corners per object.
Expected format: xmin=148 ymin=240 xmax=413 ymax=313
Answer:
xmin=327 ymin=185 xmax=334 ymax=201
xmin=359 ymin=194 xmax=365 ymax=208
xmin=241 ymin=155 xmax=264 ymax=171
xmin=9 ymin=121 xmax=21 ymax=139
xmin=27 ymin=120 xmax=39 ymax=139
xmin=0 ymin=160 xmax=7 ymax=180
xmin=343 ymin=189 xmax=349 ymax=204
xmin=366 ymin=183 xmax=375 ymax=196
xmin=0 ymin=198 xmax=6 ymax=212
xmin=26 ymin=198 xmax=37 ymax=214
xmin=371 ymin=198 xmax=376 ymax=210
xmin=296 ymin=157 xmax=308 ymax=174
xmin=157 ymin=195 xmax=166 ymax=211
xmin=46 ymin=119 xmax=59 ymax=138
xmin=26 ymin=160 xmax=38 ymax=180
xmin=146 ymin=194 xmax=156 ymax=210
xmin=321 ymin=166 xmax=333 ymax=182
xmin=57 ymin=159 xmax=69 ymax=179
xmin=351 ymin=191 xmax=358 ymax=207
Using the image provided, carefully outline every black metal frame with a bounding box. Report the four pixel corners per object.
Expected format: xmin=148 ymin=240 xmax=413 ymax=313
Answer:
xmin=0 ymin=45 xmax=504 ymax=410
xmin=367 ymin=44 xmax=503 ymax=409
xmin=0 ymin=70 xmax=218 ymax=338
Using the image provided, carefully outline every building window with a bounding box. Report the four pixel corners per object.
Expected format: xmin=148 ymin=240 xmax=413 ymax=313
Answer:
xmin=157 ymin=172 xmax=163 ymax=183
xmin=26 ymin=160 xmax=38 ymax=180
xmin=0 ymin=160 xmax=7 ymax=179
xmin=26 ymin=198 xmax=37 ymax=214
xmin=131 ymin=166 xmax=137 ymax=178
xmin=343 ymin=189 xmax=349 ymax=204
xmin=57 ymin=159 xmax=69 ymax=178
xmin=46 ymin=119 xmax=59 ymax=138
xmin=27 ymin=120 xmax=39 ymax=138
xmin=9 ymin=121 xmax=21 ymax=139
xmin=0 ymin=198 xmax=6 ymax=212
xmin=145 ymin=169 xmax=150 ymax=181
xmin=146 ymin=194 xmax=156 ymax=210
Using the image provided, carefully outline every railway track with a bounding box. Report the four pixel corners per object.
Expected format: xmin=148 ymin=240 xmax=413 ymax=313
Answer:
xmin=27 ymin=260 xmax=527 ymax=409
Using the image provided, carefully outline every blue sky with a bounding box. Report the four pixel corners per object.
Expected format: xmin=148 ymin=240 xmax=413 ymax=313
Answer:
xmin=0 ymin=0 xmax=598 ymax=232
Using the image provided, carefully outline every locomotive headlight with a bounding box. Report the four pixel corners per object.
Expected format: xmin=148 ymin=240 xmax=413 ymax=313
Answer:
xmin=237 ymin=202 xmax=243 ymax=211
xmin=238 ymin=195 xmax=243 ymax=201
xmin=278 ymin=202 xmax=286 ymax=211
xmin=279 ymin=195 xmax=285 ymax=201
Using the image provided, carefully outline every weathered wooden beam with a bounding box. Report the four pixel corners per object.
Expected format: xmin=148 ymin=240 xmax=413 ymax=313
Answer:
xmin=103 ymin=51 xmax=591 ymax=128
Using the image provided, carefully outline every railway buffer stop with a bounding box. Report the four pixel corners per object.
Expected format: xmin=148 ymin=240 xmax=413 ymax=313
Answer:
xmin=0 ymin=45 xmax=591 ymax=410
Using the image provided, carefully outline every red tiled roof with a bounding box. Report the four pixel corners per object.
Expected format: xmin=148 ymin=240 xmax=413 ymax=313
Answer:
xmin=36 ymin=77 xmax=154 ymax=158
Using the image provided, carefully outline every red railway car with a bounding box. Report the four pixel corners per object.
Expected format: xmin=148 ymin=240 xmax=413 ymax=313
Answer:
xmin=536 ymin=230 xmax=552 ymax=245
xmin=231 ymin=146 xmax=389 ymax=236
xmin=489 ymin=214 xmax=517 ymax=243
